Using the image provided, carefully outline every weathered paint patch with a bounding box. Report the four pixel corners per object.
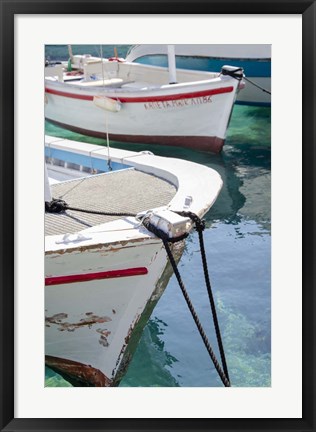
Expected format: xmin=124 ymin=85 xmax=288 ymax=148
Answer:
xmin=98 ymin=335 xmax=109 ymax=347
xmin=96 ymin=328 xmax=111 ymax=337
xmin=45 ymin=312 xmax=112 ymax=332
xmin=96 ymin=328 xmax=111 ymax=347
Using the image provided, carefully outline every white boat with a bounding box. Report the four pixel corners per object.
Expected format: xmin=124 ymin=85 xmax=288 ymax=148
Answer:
xmin=45 ymin=135 xmax=223 ymax=386
xmin=45 ymin=48 xmax=244 ymax=153
xmin=125 ymin=44 xmax=271 ymax=107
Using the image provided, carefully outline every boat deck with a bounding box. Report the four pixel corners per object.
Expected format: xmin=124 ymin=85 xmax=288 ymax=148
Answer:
xmin=45 ymin=168 xmax=177 ymax=236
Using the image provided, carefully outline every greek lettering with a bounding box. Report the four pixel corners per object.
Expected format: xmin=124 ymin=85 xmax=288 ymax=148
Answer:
xmin=143 ymin=96 xmax=212 ymax=110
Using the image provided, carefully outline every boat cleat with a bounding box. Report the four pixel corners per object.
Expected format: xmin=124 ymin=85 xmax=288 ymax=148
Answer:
xmin=140 ymin=208 xmax=191 ymax=239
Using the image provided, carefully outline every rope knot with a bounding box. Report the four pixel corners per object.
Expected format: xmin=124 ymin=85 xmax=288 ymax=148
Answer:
xmin=45 ymin=198 xmax=68 ymax=213
xmin=194 ymin=218 xmax=206 ymax=232
xmin=176 ymin=211 xmax=205 ymax=232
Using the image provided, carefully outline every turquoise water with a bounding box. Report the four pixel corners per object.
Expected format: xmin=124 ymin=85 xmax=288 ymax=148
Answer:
xmin=45 ymin=45 xmax=271 ymax=387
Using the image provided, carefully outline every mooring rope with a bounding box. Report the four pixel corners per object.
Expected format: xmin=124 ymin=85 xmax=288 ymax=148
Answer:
xmin=142 ymin=212 xmax=231 ymax=387
xmin=163 ymin=236 xmax=230 ymax=387
xmin=100 ymin=45 xmax=112 ymax=171
xmin=242 ymin=76 xmax=271 ymax=95
xmin=176 ymin=211 xmax=230 ymax=383
xmin=220 ymin=66 xmax=271 ymax=96
xmin=45 ymin=198 xmax=136 ymax=218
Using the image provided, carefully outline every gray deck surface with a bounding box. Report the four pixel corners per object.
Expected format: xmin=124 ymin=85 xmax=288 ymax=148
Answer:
xmin=45 ymin=168 xmax=177 ymax=236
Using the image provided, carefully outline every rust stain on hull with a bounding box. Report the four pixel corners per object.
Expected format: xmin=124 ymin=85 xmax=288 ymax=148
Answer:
xmin=45 ymin=313 xmax=111 ymax=331
xmin=45 ymin=355 xmax=112 ymax=387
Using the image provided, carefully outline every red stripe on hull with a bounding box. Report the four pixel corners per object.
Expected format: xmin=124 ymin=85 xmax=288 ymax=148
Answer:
xmin=46 ymin=119 xmax=225 ymax=153
xmin=45 ymin=86 xmax=234 ymax=103
xmin=45 ymin=267 xmax=148 ymax=286
xmin=45 ymin=87 xmax=93 ymax=101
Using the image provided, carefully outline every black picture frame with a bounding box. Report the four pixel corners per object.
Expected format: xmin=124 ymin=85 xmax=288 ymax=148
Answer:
xmin=1 ymin=1 xmax=314 ymax=431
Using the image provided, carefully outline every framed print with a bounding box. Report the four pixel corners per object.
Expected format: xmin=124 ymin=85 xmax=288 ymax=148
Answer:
xmin=1 ymin=0 xmax=315 ymax=431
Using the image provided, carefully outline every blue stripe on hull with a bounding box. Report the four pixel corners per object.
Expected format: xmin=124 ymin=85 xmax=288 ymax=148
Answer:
xmin=136 ymin=55 xmax=271 ymax=78
xmin=45 ymin=147 xmax=130 ymax=172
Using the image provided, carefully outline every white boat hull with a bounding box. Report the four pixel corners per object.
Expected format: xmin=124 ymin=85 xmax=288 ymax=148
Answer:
xmin=45 ymin=62 xmax=241 ymax=153
xmin=46 ymin=236 xmax=177 ymax=386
